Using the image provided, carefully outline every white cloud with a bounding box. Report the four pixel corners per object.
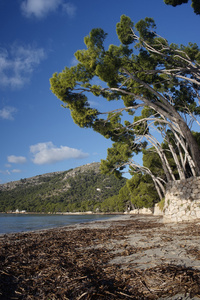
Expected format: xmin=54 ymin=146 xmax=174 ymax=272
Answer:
xmin=21 ymin=0 xmax=61 ymax=18
xmin=0 ymin=168 xmax=21 ymax=176
xmin=0 ymin=170 xmax=11 ymax=175
xmin=0 ymin=44 xmax=45 ymax=88
xmin=11 ymin=169 xmax=22 ymax=173
xmin=5 ymin=164 xmax=11 ymax=168
xmin=62 ymin=2 xmax=76 ymax=17
xmin=0 ymin=106 xmax=17 ymax=120
xmin=21 ymin=0 xmax=76 ymax=18
xmin=7 ymin=155 xmax=27 ymax=164
xmin=30 ymin=141 xmax=88 ymax=165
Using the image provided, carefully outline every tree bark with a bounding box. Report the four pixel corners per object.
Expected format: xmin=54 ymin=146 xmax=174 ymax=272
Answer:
xmin=178 ymin=119 xmax=200 ymax=176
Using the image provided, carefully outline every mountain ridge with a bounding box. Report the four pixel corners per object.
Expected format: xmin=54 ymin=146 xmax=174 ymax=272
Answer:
xmin=0 ymin=162 xmax=127 ymax=213
xmin=0 ymin=162 xmax=101 ymax=191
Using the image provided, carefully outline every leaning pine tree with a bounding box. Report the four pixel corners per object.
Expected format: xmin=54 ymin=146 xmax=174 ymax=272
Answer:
xmin=50 ymin=15 xmax=200 ymax=200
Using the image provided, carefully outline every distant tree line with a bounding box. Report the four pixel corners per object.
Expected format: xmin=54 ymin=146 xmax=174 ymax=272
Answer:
xmin=0 ymin=169 xmax=127 ymax=213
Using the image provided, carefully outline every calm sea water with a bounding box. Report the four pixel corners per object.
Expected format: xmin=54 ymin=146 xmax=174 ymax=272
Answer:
xmin=0 ymin=213 xmax=115 ymax=235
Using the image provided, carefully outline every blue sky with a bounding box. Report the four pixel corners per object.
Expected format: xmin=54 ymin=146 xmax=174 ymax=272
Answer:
xmin=0 ymin=0 xmax=199 ymax=184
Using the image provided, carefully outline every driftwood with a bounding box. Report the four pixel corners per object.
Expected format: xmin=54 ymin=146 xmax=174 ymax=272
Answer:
xmin=0 ymin=216 xmax=200 ymax=299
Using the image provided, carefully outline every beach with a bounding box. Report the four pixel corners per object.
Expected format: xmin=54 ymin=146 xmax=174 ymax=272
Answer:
xmin=0 ymin=214 xmax=200 ymax=299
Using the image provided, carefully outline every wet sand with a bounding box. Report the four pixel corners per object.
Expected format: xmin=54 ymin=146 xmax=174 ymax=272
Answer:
xmin=0 ymin=215 xmax=200 ymax=299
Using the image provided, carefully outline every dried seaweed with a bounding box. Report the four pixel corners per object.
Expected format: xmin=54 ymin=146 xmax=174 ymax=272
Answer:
xmin=0 ymin=217 xmax=200 ymax=299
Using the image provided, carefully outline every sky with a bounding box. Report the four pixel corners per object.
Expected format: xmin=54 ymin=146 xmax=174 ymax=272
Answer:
xmin=0 ymin=0 xmax=199 ymax=184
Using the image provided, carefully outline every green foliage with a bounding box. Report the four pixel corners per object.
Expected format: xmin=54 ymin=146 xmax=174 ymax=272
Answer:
xmin=100 ymin=195 xmax=125 ymax=212
xmin=164 ymin=0 xmax=200 ymax=15
xmin=192 ymin=0 xmax=200 ymax=14
xmin=101 ymin=183 xmax=132 ymax=212
xmin=157 ymin=198 xmax=165 ymax=211
xmin=50 ymin=15 xmax=200 ymax=202
xmin=118 ymin=184 xmax=131 ymax=203
xmin=50 ymin=68 xmax=99 ymax=128
xmin=100 ymin=142 xmax=134 ymax=179
xmin=143 ymin=149 xmax=164 ymax=178
xmin=126 ymin=173 xmax=159 ymax=208
xmin=0 ymin=164 xmax=126 ymax=213
xmin=135 ymin=17 xmax=156 ymax=42
xmin=116 ymin=15 xmax=135 ymax=45
xmin=164 ymin=0 xmax=188 ymax=6
xmin=50 ymin=15 xmax=200 ymax=132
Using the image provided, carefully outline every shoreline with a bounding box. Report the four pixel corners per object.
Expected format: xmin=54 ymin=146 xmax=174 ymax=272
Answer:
xmin=0 ymin=211 xmax=125 ymax=215
xmin=0 ymin=212 xmax=124 ymax=237
xmin=1 ymin=215 xmax=200 ymax=299
xmin=0 ymin=213 xmax=130 ymax=237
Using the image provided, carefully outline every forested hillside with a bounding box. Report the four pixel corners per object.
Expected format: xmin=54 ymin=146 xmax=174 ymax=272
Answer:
xmin=0 ymin=163 xmax=126 ymax=213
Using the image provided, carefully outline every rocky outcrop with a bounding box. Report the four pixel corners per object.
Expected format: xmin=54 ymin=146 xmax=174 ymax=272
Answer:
xmin=163 ymin=176 xmax=200 ymax=223
xmin=153 ymin=203 xmax=163 ymax=216
xmin=125 ymin=207 xmax=154 ymax=215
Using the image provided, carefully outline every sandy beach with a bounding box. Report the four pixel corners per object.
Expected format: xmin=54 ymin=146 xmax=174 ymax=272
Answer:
xmin=0 ymin=214 xmax=200 ymax=299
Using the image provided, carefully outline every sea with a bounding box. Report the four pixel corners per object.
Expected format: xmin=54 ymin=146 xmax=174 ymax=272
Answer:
xmin=0 ymin=213 xmax=116 ymax=235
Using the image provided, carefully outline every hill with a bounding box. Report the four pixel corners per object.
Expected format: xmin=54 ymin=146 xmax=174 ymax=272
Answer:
xmin=0 ymin=163 xmax=127 ymax=213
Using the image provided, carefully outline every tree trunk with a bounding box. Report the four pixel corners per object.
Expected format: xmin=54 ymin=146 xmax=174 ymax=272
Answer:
xmin=178 ymin=120 xmax=200 ymax=176
xmin=167 ymin=142 xmax=186 ymax=180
